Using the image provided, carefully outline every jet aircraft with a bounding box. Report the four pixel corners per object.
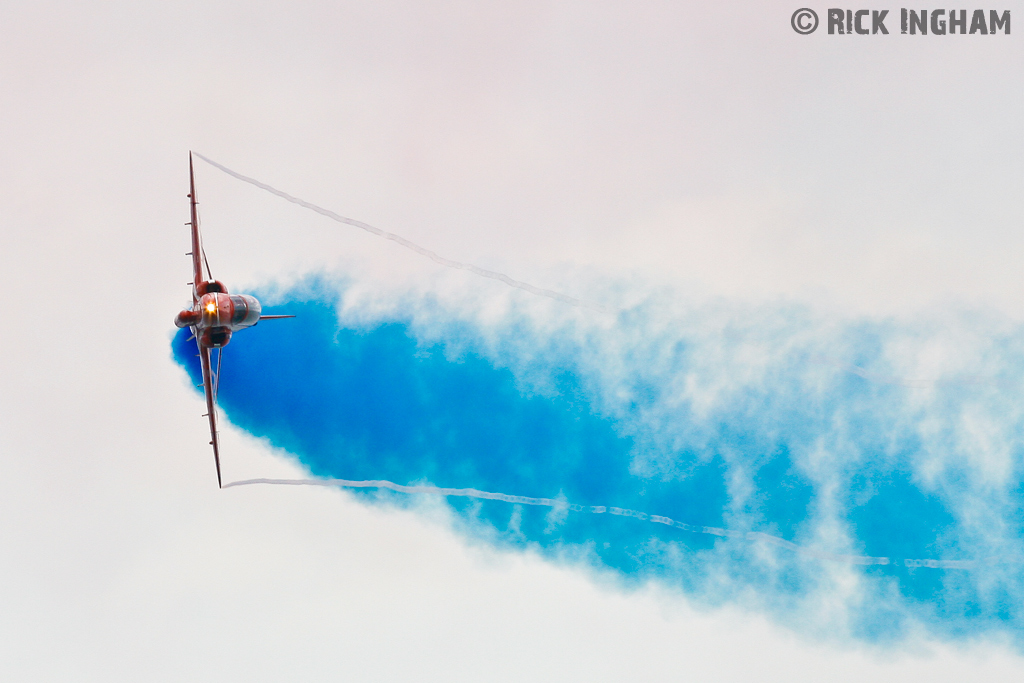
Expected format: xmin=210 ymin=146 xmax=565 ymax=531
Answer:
xmin=174 ymin=152 xmax=293 ymax=488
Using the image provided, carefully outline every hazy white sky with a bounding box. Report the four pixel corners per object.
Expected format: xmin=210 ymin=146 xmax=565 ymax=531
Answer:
xmin=2 ymin=1 xmax=1024 ymax=679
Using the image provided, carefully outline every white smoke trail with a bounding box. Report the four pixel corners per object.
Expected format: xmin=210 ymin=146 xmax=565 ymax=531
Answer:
xmin=224 ymin=477 xmax=989 ymax=570
xmin=193 ymin=153 xmax=604 ymax=311
xmin=808 ymin=355 xmax=1011 ymax=389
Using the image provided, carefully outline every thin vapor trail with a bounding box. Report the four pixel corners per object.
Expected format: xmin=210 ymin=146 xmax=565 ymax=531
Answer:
xmin=193 ymin=154 xmax=995 ymax=390
xmin=224 ymin=477 xmax=984 ymax=570
xmin=194 ymin=153 xmax=602 ymax=311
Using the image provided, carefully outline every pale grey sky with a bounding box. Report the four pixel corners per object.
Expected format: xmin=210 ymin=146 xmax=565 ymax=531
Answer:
xmin=2 ymin=1 xmax=1023 ymax=679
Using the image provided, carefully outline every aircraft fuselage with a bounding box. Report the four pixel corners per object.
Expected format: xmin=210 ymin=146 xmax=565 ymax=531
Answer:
xmin=174 ymin=280 xmax=262 ymax=348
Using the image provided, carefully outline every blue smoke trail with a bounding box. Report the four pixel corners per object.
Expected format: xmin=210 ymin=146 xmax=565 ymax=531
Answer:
xmin=171 ymin=279 xmax=1024 ymax=644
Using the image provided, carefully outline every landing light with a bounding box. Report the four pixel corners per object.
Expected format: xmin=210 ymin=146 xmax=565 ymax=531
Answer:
xmin=205 ymin=301 xmax=217 ymax=314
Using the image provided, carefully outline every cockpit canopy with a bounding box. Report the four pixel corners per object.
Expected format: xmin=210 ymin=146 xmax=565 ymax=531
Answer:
xmin=227 ymin=294 xmax=261 ymax=328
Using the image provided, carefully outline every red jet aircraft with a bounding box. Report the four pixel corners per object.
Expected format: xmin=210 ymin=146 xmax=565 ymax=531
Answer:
xmin=174 ymin=153 xmax=292 ymax=488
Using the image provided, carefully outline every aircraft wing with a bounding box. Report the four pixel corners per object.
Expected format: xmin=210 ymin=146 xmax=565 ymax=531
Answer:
xmin=198 ymin=343 xmax=222 ymax=488
xmin=188 ymin=152 xmax=208 ymax=302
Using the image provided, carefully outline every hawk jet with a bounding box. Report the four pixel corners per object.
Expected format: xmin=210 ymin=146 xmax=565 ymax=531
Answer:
xmin=174 ymin=153 xmax=292 ymax=487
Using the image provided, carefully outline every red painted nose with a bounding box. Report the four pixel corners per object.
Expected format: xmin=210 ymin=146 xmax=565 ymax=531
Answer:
xmin=174 ymin=309 xmax=200 ymax=328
